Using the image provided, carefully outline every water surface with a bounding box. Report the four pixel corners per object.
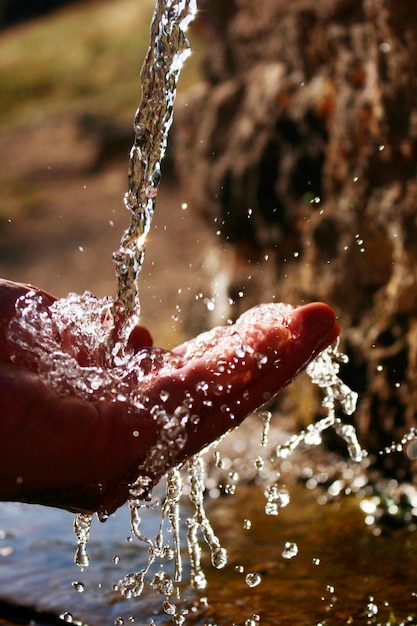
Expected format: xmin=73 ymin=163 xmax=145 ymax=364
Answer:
xmin=1 ymin=475 xmax=417 ymax=625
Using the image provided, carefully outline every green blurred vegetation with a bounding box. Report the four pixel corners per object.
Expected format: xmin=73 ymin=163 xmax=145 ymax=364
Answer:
xmin=0 ymin=0 xmax=203 ymax=225
xmin=0 ymin=0 xmax=202 ymax=129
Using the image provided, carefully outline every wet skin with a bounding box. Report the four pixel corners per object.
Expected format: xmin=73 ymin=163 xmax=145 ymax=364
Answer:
xmin=0 ymin=279 xmax=340 ymax=517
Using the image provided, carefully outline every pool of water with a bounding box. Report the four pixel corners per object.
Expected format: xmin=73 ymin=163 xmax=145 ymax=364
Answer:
xmin=1 ymin=467 xmax=417 ymax=626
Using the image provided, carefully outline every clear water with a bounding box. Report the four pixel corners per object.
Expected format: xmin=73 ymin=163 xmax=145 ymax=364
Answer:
xmin=112 ymin=0 xmax=196 ymax=348
xmin=2 ymin=438 xmax=417 ymax=625
xmin=275 ymin=341 xmax=365 ymax=464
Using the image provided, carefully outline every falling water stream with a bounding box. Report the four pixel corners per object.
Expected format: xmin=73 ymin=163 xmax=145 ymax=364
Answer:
xmin=2 ymin=0 xmax=417 ymax=625
xmin=112 ymin=0 xmax=196 ymax=357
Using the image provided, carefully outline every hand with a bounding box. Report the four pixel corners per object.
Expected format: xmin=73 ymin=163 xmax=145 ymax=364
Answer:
xmin=0 ymin=279 xmax=339 ymax=517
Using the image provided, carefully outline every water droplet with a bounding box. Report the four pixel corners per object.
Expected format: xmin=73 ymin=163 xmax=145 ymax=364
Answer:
xmin=259 ymin=410 xmax=271 ymax=447
xmin=216 ymin=360 xmax=227 ymax=373
xmin=407 ymin=440 xmax=417 ymax=459
xmin=243 ymin=519 xmax=252 ymax=530
xmin=245 ymin=572 xmax=262 ymax=587
xmin=60 ymin=613 xmax=73 ymax=623
xmin=72 ymin=581 xmax=84 ymax=593
xmin=282 ymin=542 xmax=298 ymax=559
xmin=214 ymin=383 xmax=224 ymax=395
xmin=113 ymin=555 xmax=120 ymax=564
xmin=367 ymin=597 xmax=378 ymax=616
xmin=195 ymin=380 xmax=209 ymax=394
xmin=254 ymin=456 xmax=264 ymax=470
xmin=234 ymin=344 xmax=246 ymax=359
xmin=264 ymin=485 xmax=290 ymax=511
xmin=163 ymin=546 xmax=175 ymax=560
xmin=152 ymin=571 xmax=174 ymax=596
xmin=204 ymin=298 xmax=215 ymax=311
xmin=265 ymin=502 xmax=278 ymax=515
xmin=255 ymin=352 xmax=268 ymax=368
xmin=211 ymin=547 xmax=227 ymax=569
xmin=163 ymin=601 xmax=177 ymax=615
xmin=304 ymin=429 xmax=322 ymax=446
xmin=159 ymin=389 xmax=170 ymax=402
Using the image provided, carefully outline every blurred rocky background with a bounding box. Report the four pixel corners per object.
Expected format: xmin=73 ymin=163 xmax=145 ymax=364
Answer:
xmin=174 ymin=0 xmax=417 ymax=481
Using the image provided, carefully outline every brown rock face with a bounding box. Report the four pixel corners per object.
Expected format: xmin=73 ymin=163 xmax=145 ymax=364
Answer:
xmin=175 ymin=0 xmax=417 ymax=478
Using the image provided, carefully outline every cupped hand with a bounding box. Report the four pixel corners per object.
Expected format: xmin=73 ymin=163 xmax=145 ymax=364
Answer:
xmin=0 ymin=279 xmax=339 ymax=517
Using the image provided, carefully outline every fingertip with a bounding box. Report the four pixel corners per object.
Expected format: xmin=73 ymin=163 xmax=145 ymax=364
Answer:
xmin=291 ymin=301 xmax=340 ymax=349
xmin=127 ymin=325 xmax=153 ymax=351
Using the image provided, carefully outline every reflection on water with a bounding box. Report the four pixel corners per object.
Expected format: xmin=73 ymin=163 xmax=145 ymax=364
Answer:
xmin=0 ymin=486 xmax=190 ymax=625
xmin=202 ymin=483 xmax=417 ymax=625
xmin=1 ymin=470 xmax=417 ymax=625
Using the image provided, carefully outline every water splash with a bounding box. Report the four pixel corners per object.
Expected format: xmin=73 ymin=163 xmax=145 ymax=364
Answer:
xmin=110 ymin=454 xmax=228 ymax=603
xmin=112 ymin=0 xmax=197 ymax=352
xmin=264 ymin=484 xmax=290 ymax=516
xmin=7 ymin=287 xmax=369 ymax=617
xmin=8 ymin=290 xmax=160 ymax=408
xmin=115 ymin=498 xmax=160 ymax=599
xmin=186 ymin=455 xmax=228 ymax=590
xmin=276 ymin=340 xmax=365 ymax=463
xmin=381 ymin=426 xmax=417 ymax=456
xmin=155 ymin=467 xmax=183 ymax=583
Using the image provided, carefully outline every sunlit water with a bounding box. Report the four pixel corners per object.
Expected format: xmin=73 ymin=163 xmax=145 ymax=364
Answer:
xmin=3 ymin=0 xmax=417 ymax=624
xmin=2 ymin=441 xmax=417 ymax=625
xmin=112 ymin=0 xmax=196 ymax=347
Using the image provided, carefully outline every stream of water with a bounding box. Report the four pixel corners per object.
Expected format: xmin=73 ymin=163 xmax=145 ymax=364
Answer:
xmin=112 ymin=0 xmax=196 ymax=355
